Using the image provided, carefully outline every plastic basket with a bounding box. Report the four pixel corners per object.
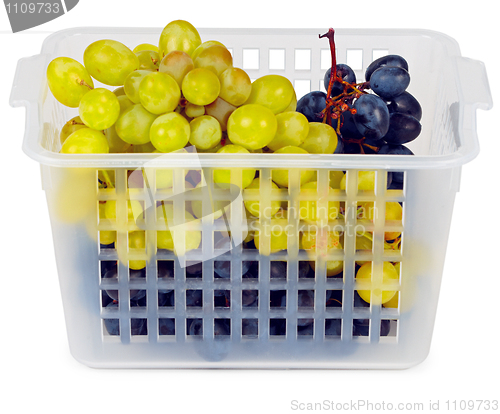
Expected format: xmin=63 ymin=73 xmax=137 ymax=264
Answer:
xmin=10 ymin=27 xmax=492 ymax=369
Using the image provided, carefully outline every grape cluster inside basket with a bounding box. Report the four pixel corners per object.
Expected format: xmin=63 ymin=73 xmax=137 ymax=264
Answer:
xmin=11 ymin=27 xmax=492 ymax=368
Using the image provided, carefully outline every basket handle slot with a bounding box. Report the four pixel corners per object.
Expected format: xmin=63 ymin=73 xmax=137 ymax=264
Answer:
xmin=454 ymin=56 xmax=493 ymax=161
xmin=9 ymin=53 xmax=49 ymax=160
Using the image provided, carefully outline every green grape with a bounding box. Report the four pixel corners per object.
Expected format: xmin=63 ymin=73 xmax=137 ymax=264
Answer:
xmin=113 ymin=86 xmax=126 ymax=96
xmin=271 ymin=146 xmax=316 ymax=188
xmin=132 ymin=141 xmax=157 ymax=153
xmin=159 ymin=51 xmax=194 ymax=88
xmin=83 ymin=39 xmax=139 ymax=86
xmin=384 ymin=264 xmax=400 ymax=308
xmin=182 ymin=68 xmax=220 ymax=106
xmin=244 ymin=74 xmax=295 ymax=114
xmin=254 ymin=219 xmax=288 ymax=255
xmin=301 ymin=231 xmax=343 ymax=276
xmin=50 ymin=168 xmax=97 ymax=223
xmin=299 ymin=122 xmax=338 ymax=154
xmin=153 ymin=166 xmax=189 ymax=190
xmin=139 ymin=72 xmax=181 ymax=115
xmin=135 ymin=50 xmax=160 ymax=71
xmin=191 ymin=40 xmax=225 ymax=62
xmin=123 ymin=70 xmax=152 ymax=103
xmin=60 ymin=128 xmax=109 ymax=154
xmin=133 ymin=43 xmax=159 ymax=53
xmin=116 ymin=94 xmax=134 ymax=112
xmin=191 ymin=181 xmax=228 ymax=220
xmin=244 ymin=177 xmax=281 ymax=218
xmin=301 ymin=230 xmax=340 ymax=251
xmin=267 ymin=111 xmax=309 ymax=151
xmin=115 ymin=103 xmax=157 ymax=145
xmin=105 ymin=199 xmax=144 ymax=223
xmin=299 ymin=181 xmax=340 ymax=225
xmin=184 ymin=102 xmax=205 ymax=118
xmin=193 ymin=44 xmax=233 ymax=77
xmin=340 ymin=171 xmax=376 ymax=191
xmin=104 ymin=128 xmax=131 ymax=153
xmin=103 ymin=95 xmax=134 ymax=153
xmin=219 ymin=67 xmax=252 ymax=107
xmin=104 ymin=125 xmax=132 ymax=153
xmin=128 ymin=230 xmax=146 ymax=270
xmin=189 ymin=115 xmax=222 ymax=150
xmin=98 ymin=202 xmax=116 ymax=245
xmin=213 ymin=145 xmax=256 ymax=189
xmin=158 ymin=20 xmax=202 ymax=58
xmin=156 ymin=203 xmax=201 ymax=254
xmin=60 ymin=116 xmax=87 ymax=145
xmin=329 ymin=170 xmax=344 ymax=189
xmin=78 ymin=88 xmax=120 ymax=131
xmin=355 ymin=232 xmax=373 ymax=266
xmin=283 ymin=91 xmax=297 ymax=112
xmin=150 ymin=112 xmax=190 ymax=152
xmin=140 ymin=148 xmax=188 ymax=188
xmin=226 ymin=104 xmax=277 ymax=150
xmin=46 ymin=57 xmax=94 ymax=107
xmin=357 ymin=201 xmax=403 ymax=240
xmin=205 ymin=97 xmax=237 ymax=131
xmin=366 ymin=201 xmax=402 ymax=241
xmin=356 ymin=261 xmax=399 ymax=305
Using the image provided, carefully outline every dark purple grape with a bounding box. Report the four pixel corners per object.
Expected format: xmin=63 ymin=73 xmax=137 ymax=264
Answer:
xmin=387 ymin=91 xmax=422 ymax=121
xmin=131 ymin=318 xmax=147 ymax=335
xmin=188 ymin=318 xmax=203 ymax=336
xmin=297 ymin=290 xmax=314 ymax=308
xmin=331 ymin=109 xmax=364 ymax=140
xmin=186 ymin=289 xmax=203 ymax=307
xmin=298 ymin=261 xmax=313 ymax=279
xmin=365 ymin=54 xmax=409 ymax=81
xmin=242 ymin=290 xmax=258 ymax=307
xmin=158 ymin=289 xmax=174 ymax=307
xmin=270 ymin=261 xmax=287 ymax=279
xmin=214 ymin=319 xmax=231 ymax=336
xmin=383 ymin=112 xmax=421 ymax=145
xmin=270 ymin=290 xmax=286 ymax=308
xmin=296 ymin=91 xmax=326 ymax=122
xmin=323 ymin=64 xmax=356 ymax=97
xmin=370 ymin=66 xmax=410 ymax=99
xmin=353 ymin=94 xmax=390 ymax=140
xmin=378 ymin=143 xmax=414 ymax=156
xmin=297 ymin=319 xmax=314 ymax=335
xmin=269 ymin=319 xmax=286 ymax=336
xmin=157 ymin=260 xmax=174 ymax=279
xmin=213 ymin=237 xmax=251 ymax=279
xmin=353 ymin=319 xmax=391 ymax=337
xmin=377 ymin=143 xmax=414 ymax=184
xmin=242 ymin=318 xmax=258 ymax=336
xmin=186 ymin=262 xmax=202 ymax=278
xmin=104 ymin=302 xmax=120 ymax=336
xmin=158 ymin=318 xmax=175 ymax=335
xmin=129 ymin=268 xmax=146 ymax=302
xmin=325 ymin=319 xmax=341 ymax=336
xmin=326 ymin=290 xmax=343 ymax=308
xmin=214 ymin=290 xmax=230 ymax=308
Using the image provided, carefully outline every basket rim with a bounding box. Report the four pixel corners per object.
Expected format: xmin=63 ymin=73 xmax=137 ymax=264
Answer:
xmin=15 ymin=26 xmax=488 ymax=169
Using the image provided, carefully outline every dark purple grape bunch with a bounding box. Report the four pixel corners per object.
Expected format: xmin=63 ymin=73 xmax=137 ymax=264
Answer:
xmin=296 ymin=29 xmax=423 ymax=155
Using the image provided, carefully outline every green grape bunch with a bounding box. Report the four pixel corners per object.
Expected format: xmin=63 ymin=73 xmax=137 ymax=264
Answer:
xmin=46 ymin=19 xmax=341 ymax=159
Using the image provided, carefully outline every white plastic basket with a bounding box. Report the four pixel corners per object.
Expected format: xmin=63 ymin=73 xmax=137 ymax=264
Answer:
xmin=10 ymin=27 xmax=492 ymax=369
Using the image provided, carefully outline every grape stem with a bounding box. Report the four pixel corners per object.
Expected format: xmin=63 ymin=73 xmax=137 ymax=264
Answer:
xmin=79 ymin=79 xmax=93 ymax=90
xmin=319 ymin=29 xmax=371 ymax=145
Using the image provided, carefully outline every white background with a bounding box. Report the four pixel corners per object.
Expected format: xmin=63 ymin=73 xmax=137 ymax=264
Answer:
xmin=1 ymin=1 xmax=499 ymax=412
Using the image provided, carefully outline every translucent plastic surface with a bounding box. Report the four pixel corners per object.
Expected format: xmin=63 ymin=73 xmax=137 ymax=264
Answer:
xmin=11 ymin=28 xmax=492 ymax=368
